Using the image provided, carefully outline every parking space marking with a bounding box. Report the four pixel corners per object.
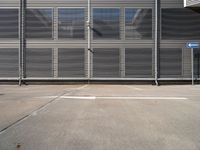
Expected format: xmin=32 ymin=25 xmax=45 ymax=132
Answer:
xmin=59 ymin=96 xmax=188 ymax=100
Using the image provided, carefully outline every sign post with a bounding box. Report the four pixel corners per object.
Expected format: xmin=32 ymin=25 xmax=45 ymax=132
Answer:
xmin=186 ymin=42 xmax=199 ymax=85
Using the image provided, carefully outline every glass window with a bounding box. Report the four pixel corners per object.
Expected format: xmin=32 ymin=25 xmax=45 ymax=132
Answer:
xmin=58 ymin=8 xmax=85 ymax=39
xmin=162 ymin=8 xmax=200 ymax=40
xmin=26 ymin=9 xmax=53 ymax=39
xmin=93 ymin=8 xmax=120 ymax=40
xmin=125 ymin=8 xmax=152 ymax=40
xmin=0 ymin=9 xmax=18 ymax=39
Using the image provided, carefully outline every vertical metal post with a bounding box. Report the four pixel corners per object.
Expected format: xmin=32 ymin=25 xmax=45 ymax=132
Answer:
xmin=191 ymin=48 xmax=194 ymax=85
xmin=19 ymin=0 xmax=25 ymax=86
xmin=87 ymin=0 xmax=91 ymax=80
xmin=19 ymin=0 xmax=23 ymax=86
xmin=155 ymin=0 xmax=159 ymax=86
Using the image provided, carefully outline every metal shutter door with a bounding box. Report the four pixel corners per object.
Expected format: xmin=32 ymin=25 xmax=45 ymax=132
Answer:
xmin=58 ymin=48 xmax=85 ymax=77
xmin=0 ymin=48 xmax=18 ymax=77
xmin=160 ymin=48 xmax=182 ymax=78
xmin=125 ymin=48 xmax=152 ymax=78
xmin=25 ymin=48 xmax=53 ymax=78
xmin=93 ymin=48 xmax=120 ymax=78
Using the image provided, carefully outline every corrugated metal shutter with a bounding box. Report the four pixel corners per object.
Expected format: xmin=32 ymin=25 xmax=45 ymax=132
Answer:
xmin=93 ymin=48 xmax=120 ymax=78
xmin=58 ymin=48 xmax=85 ymax=77
xmin=160 ymin=48 xmax=182 ymax=77
xmin=0 ymin=9 xmax=19 ymax=38
xmin=0 ymin=48 xmax=18 ymax=77
xmin=125 ymin=48 xmax=152 ymax=78
xmin=25 ymin=48 xmax=53 ymax=78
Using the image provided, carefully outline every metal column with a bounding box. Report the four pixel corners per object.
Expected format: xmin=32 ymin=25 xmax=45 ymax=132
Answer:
xmin=191 ymin=48 xmax=194 ymax=85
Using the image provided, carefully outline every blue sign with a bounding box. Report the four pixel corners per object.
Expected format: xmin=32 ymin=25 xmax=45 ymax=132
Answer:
xmin=186 ymin=42 xmax=199 ymax=48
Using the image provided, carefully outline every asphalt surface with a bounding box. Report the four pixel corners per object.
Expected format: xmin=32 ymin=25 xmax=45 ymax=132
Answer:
xmin=0 ymin=84 xmax=200 ymax=150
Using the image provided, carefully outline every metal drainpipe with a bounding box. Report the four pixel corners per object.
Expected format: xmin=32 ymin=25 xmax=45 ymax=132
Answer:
xmin=87 ymin=0 xmax=91 ymax=80
xmin=155 ymin=0 xmax=159 ymax=86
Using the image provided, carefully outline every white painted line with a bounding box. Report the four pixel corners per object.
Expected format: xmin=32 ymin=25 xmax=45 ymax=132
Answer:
xmin=59 ymin=96 xmax=188 ymax=100
xmin=61 ymin=96 xmax=96 ymax=100
xmin=96 ymin=97 xmax=188 ymax=100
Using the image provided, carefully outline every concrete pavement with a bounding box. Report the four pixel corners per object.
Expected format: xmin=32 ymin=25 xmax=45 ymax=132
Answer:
xmin=0 ymin=84 xmax=200 ymax=150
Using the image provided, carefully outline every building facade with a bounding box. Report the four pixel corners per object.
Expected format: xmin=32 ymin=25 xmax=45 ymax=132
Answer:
xmin=0 ymin=0 xmax=200 ymax=83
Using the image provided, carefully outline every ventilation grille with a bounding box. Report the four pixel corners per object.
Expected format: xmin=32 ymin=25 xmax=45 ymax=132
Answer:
xmin=125 ymin=48 xmax=152 ymax=78
xmin=25 ymin=48 xmax=53 ymax=78
xmin=160 ymin=48 xmax=182 ymax=78
xmin=93 ymin=48 xmax=120 ymax=78
xmin=0 ymin=48 xmax=18 ymax=77
xmin=0 ymin=9 xmax=18 ymax=38
xmin=58 ymin=48 xmax=85 ymax=77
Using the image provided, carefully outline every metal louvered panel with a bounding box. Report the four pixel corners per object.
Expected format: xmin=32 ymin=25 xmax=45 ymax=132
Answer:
xmin=125 ymin=8 xmax=152 ymax=40
xmin=93 ymin=8 xmax=120 ymax=40
xmin=26 ymin=48 xmax=53 ymax=78
xmin=0 ymin=48 xmax=18 ymax=77
xmin=162 ymin=8 xmax=200 ymax=40
xmin=26 ymin=9 xmax=53 ymax=39
xmin=160 ymin=48 xmax=182 ymax=77
xmin=58 ymin=48 xmax=85 ymax=77
xmin=125 ymin=48 xmax=152 ymax=78
xmin=194 ymin=48 xmax=200 ymax=78
xmin=58 ymin=8 xmax=85 ymax=39
xmin=0 ymin=9 xmax=18 ymax=39
xmin=93 ymin=48 xmax=120 ymax=78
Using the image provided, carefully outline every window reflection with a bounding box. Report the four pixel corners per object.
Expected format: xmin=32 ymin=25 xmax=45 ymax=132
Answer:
xmin=125 ymin=8 xmax=152 ymax=40
xmin=26 ymin=9 xmax=53 ymax=39
xmin=93 ymin=8 xmax=120 ymax=40
xmin=58 ymin=8 xmax=85 ymax=39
